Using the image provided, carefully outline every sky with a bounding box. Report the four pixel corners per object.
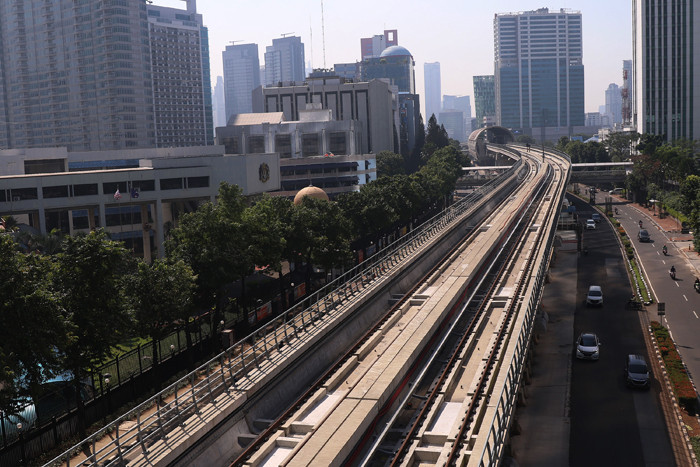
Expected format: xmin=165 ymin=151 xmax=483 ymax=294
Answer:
xmin=157 ymin=0 xmax=632 ymax=114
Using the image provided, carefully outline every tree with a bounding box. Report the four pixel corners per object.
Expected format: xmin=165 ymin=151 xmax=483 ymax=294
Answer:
xmin=604 ymin=131 xmax=638 ymax=161
xmin=425 ymin=115 xmax=449 ymax=152
xmin=126 ymin=259 xmax=196 ymax=374
xmin=287 ymin=197 xmax=353 ymax=293
xmin=0 ymin=235 xmax=66 ymax=417
xmin=167 ymin=183 xmax=250 ymax=319
xmin=680 ymin=175 xmax=700 ymax=252
xmin=243 ymin=195 xmax=292 ymax=307
xmin=376 ymin=150 xmax=406 ymax=178
xmin=53 ymin=229 xmax=134 ymax=438
xmin=517 ymin=134 xmax=537 ymax=146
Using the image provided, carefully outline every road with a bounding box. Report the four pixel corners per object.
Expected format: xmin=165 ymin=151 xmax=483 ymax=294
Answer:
xmin=569 ymin=196 xmax=673 ymax=466
xmin=615 ymin=201 xmax=700 ymax=390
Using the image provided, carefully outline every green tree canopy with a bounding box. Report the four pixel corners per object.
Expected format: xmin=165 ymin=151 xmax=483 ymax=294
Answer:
xmin=376 ymin=150 xmax=406 ymax=178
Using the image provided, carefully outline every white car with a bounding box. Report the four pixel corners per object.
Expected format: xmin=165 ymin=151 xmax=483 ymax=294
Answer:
xmin=586 ymin=219 xmax=596 ymax=230
xmin=586 ymin=285 xmax=603 ymax=306
xmin=576 ymin=332 xmax=601 ymax=360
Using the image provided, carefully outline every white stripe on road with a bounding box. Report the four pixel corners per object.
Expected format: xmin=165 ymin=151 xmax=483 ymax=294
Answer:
xmin=676 ymin=282 xmax=680 ymax=287
xmin=683 ymin=295 xmax=688 ymax=301
xmin=694 ymin=311 xmax=698 ymax=319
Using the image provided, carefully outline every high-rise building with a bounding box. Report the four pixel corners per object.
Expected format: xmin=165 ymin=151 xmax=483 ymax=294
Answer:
xmin=0 ymin=0 xmax=213 ymax=151
xmin=264 ymin=36 xmax=306 ymax=86
xmin=605 ymin=83 xmax=623 ymax=125
xmin=633 ymin=1 xmax=700 ymax=141
xmin=213 ymin=76 xmax=227 ymax=129
xmin=360 ymin=29 xmax=398 ymax=60
xmin=621 ymin=60 xmax=633 ymax=126
xmin=439 ymin=110 xmax=466 ymax=142
xmin=442 ymin=95 xmax=472 ymax=139
xmin=361 ymin=46 xmax=415 ymax=93
xmin=0 ymin=0 xmax=154 ymax=151
xmin=147 ymin=0 xmax=213 ymax=147
xmin=333 ymin=63 xmax=360 ymax=81
xmin=424 ymin=62 xmax=442 ymax=121
xmin=494 ymin=8 xmax=584 ymax=133
xmin=473 ymin=76 xmax=495 ymax=129
xmin=223 ymin=43 xmax=261 ymax=122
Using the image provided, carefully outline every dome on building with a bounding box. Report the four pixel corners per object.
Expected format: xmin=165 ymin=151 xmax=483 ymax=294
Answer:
xmin=293 ymin=185 xmax=329 ymax=205
xmin=380 ymin=45 xmax=412 ymax=58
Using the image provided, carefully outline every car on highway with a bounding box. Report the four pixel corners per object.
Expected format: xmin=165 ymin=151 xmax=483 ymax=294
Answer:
xmin=637 ymin=229 xmax=651 ymax=242
xmin=586 ymin=219 xmax=596 ymax=230
xmin=625 ymin=354 xmax=650 ymax=388
xmin=576 ymin=332 xmax=601 ymax=360
xmin=591 ymin=213 xmax=602 ymax=223
xmin=586 ymin=285 xmax=603 ymax=306
xmin=609 ymin=187 xmax=624 ymax=195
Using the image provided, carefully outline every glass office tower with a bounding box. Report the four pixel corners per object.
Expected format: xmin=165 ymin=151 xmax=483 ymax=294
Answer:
xmin=494 ymin=8 xmax=584 ymax=132
xmin=633 ymin=0 xmax=700 ymax=142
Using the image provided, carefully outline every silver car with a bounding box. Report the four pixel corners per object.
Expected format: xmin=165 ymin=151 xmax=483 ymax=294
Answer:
xmin=625 ymin=354 xmax=650 ymax=388
xmin=576 ymin=332 xmax=601 ymax=360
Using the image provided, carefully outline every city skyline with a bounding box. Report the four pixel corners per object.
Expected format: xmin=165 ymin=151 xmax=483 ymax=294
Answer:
xmin=157 ymin=0 xmax=632 ymax=115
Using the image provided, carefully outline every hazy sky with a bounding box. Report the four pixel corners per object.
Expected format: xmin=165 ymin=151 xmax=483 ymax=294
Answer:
xmin=158 ymin=0 xmax=632 ymax=114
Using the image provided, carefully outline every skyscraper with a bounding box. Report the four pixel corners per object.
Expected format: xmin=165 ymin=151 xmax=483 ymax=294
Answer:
xmin=424 ymin=62 xmax=442 ymax=121
xmin=147 ymin=0 xmax=213 ymax=147
xmin=213 ymin=76 xmax=227 ymax=129
xmin=264 ymin=36 xmax=306 ymax=86
xmin=605 ymin=83 xmax=623 ymax=125
xmin=633 ymin=1 xmax=700 ymax=141
xmin=0 ymin=0 xmax=213 ymax=151
xmin=494 ymin=8 xmax=584 ymax=132
xmin=442 ymin=95 xmax=472 ymax=138
xmin=622 ymin=60 xmax=633 ymax=126
xmin=0 ymin=0 xmax=154 ymax=151
xmin=223 ymin=43 xmax=261 ymax=122
xmin=473 ymin=76 xmax=495 ymax=128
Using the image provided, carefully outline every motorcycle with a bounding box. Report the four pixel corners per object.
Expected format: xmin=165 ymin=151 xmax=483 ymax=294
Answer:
xmin=670 ymin=268 xmax=676 ymax=280
xmin=615 ymin=208 xmax=619 ymax=215
xmin=662 ymin=245 xmax=668 ymax=256
xmin=695 ymin=280 xmax=700 ymax=293
xmin=639 ymin=220 xmax=643 ymax=229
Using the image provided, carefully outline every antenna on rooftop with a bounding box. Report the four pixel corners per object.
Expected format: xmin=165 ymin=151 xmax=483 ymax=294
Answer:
xmin=229 ymin=40 xmax=245 ymax=45
xmin=309 ymin=20 xmax=314 ymax=70
xmin=281 ymin=32 xmax=295 ymax=38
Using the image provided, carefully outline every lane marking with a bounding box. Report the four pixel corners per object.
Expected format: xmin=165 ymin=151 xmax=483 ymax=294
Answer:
xmin=676 ymin=282 xmax=680 ymax=288
xmin=694 ymin=311 xmax=698 ymax=319
xmin=683 ymin=295 xmax=688 ymax=301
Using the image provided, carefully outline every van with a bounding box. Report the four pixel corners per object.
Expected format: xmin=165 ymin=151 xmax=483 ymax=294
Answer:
xmin=609 ymin=188 xmax=624 ymax=195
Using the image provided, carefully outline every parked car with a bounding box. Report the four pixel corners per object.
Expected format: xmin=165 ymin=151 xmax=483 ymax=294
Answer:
xmin=591 ymin=213 xmax=602 ymax=223
xmin=638 ymin=229 xmax=651 ymax=242
xmin=586 ymin=219 xmax=596 ymax=230
xmin=586 ymin=285 xmax=603 ymax=306
xmin=625 ymin=354 xmax=650 ymax=388
xmin=576 ymin=332 xmax=601 ymax=360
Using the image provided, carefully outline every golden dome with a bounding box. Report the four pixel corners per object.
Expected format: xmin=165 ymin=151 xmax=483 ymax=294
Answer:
xmin=293 ymin=185 xmax=329 ymax=205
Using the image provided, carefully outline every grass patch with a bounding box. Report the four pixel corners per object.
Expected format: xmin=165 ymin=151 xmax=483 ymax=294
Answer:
xmin=691 ymin=436 xmax=700 ymax=461
xmin=629 ymin=259 xmax=651 ymax=303
xmin=651 ymin=321 xmax=698 ymax=413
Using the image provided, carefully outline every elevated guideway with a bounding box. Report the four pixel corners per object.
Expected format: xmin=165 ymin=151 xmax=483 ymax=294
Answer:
xmin=46 ymin=145 xmax=572 ymax=467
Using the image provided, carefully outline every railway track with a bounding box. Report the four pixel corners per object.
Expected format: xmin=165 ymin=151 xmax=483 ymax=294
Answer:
xmin=232 ymin=149 xmax=570 ymax=466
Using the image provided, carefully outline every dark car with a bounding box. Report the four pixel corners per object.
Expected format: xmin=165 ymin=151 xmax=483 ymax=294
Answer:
xmin=591 ymin=213 xmax=602 ymax=223
xmin=625 ymin=354 xmax=650 ymax=388
xmin=637 ymin=229 xmax=651 ymax=242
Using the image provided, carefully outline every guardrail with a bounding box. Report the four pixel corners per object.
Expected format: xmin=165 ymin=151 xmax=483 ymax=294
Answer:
xmin=44 ymin=159 xmax=524 ymax=467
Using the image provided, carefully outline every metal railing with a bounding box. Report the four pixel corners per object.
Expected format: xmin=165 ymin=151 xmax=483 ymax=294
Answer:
xmin=45 ymin=159 xmax=524 ymax=467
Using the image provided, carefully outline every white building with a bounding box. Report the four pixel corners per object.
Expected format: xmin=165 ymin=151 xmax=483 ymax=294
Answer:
xmin=605 ymin=83 xmax=623 ymax=125
xmin=0 ymin=147 xmax=278 ymax=260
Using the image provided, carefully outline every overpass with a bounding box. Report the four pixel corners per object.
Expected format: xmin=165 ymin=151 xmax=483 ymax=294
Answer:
xmin=45 ymin=145 xmax=571 ymax=467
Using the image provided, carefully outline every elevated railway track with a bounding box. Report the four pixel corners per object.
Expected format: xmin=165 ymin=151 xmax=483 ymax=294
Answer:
xmin=47 ymin=145 xmax=571 ymax=467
